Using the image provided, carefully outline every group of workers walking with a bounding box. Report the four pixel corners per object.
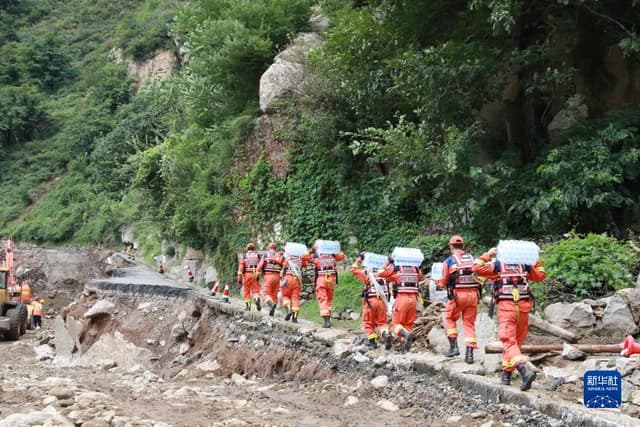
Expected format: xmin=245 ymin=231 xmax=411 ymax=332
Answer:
xmin=237 ymin=241 xmax=344 ymax=327
xmin=237 ymin=234 xmax=546 ymax=391
xmin=439 ymin=235 xmax=545 ymax=391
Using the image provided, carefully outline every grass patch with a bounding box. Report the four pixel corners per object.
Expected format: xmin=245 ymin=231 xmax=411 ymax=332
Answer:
xmin=298 ymin=271 xmax=364 ymax=330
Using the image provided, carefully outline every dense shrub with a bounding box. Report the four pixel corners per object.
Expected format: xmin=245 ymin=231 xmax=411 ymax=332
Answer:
xmin=541 ymin=233 xmax=638 ymax=299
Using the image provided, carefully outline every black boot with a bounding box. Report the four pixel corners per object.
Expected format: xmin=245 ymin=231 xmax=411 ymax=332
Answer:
xmin=400 ymin=329 xmax=415 ymax=353
xmin=516 ymin=363 xmax=537 ymax=391
xmin=255 ymin=298 xmax=261 ymax=312
xmin=382 ymin=330 xmax=393 ymax=350
xmin=292 ymin=312 xmax=298 ymax=323
xmin=501 ymin=370 xmax=511 ymax=386
xmin=444 ymin=337 xmax=460 ymax=357
xmin=244 ymin=301 xmax=251 ymax=312
xmin=366 ymin=338 xmax=378 ymax=349
xmin=284 ymin=306 xmax=292 ymax=321
xmin=322 ymin=316 xmax=331 ymax=328
xmin=269 ymin=302 xmax=276 ymax=316
xmin=464 ymin=346 xmax=474 ymax=364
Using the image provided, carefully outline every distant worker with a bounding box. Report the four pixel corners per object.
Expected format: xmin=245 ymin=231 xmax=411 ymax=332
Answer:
xmin=158 ymin=263 xmax=164 ymax=274
xmin=187 ymin=269 xmax=194 ymax=282
xmin=258 ymin=242 xmax=284 ymax=316
xmin=237 ymin=243 xmax=263 ymax=311
xmin=32 ymin=297 xmax=43 ymax=329
xmin=378 ymin=256 xmax=422 ymax=353
xmin=351 ymin=253 xmax=391 ymax=349
xmin=439 ymin=235 xmax=479 ymax=363
xmin=472 ymin=247 xmax=546 ymax=391
xmin=303 ymin=241 xmax=345 ymax=328
xmin=281 ymin=250 xmax=307 ymax=323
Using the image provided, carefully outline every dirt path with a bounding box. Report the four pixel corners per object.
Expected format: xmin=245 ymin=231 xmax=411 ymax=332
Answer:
xmin=0 ymin=249 xmax=636 ymax=427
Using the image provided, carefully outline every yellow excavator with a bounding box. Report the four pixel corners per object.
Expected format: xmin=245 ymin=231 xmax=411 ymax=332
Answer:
xmin=0 ymin=240 xmax=28 ymax=340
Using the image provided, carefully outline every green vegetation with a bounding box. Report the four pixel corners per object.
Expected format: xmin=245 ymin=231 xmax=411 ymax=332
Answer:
xmin=1 ymin=0 xmax=640 ymax=305
xmin=298 ymin=272 xmax=363 ymax=329
xmin=541 ymin=233 xmax=637 ymax=299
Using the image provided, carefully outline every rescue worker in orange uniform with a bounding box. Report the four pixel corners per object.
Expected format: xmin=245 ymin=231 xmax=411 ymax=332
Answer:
xmin=351 ymin=253 xmax=392 ymax=349
xmin=281 ymin=251 xmax=307 ymax=323
xmin=237 ymin=242 xmax=263 ymax=312
xmin=258 ymin=242 xmax=284 ymax=316
xmin=378 ymin=257 xmax=423 ymax=353
xmin=472 ymin=247 xmax=546 ymax=391
xmin=32 ymin=296 xmax=43 ymax=329
xmin=303 ymin=242 xmax=345 ymax=328
xmin=439 ymin=235 xmax=479 ymax=363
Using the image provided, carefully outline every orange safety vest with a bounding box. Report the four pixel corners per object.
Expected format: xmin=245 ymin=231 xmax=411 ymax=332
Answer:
xmin=496 ymin=263 xmax=531 ymax=301
xmin=33 ymin=302 xmax=43 ymax=316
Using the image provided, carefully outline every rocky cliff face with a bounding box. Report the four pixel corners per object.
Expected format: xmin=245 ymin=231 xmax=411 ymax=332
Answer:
xmin=111 ymin=48 xmax=177 ymax=86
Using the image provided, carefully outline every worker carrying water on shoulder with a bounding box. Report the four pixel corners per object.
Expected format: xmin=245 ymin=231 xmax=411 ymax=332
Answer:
xmin=438 ymin=235 xmax=480 ymax=364
xmin=257 ymin=242 xmax=284 ymax=316
xmin=281 ymin=247 xmax=307 ymax=323
xmin=237 ymin=242 xmax=263 ymax=312
xmin=472 ymin=244 xmax=546 ymax=391
xmin=377 ymin=255 xmax=422 ymax=353
xmin=302 ymin=240 xmax=344 ymax=328
xmin=351 ymin=253 xmax=392 ymax=350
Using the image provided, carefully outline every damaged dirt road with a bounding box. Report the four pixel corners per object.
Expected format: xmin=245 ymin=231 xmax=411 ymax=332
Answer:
xmin=0 ymin=248 xmax=637 ymax=426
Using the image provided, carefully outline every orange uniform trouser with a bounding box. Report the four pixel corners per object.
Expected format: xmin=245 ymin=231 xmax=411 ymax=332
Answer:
xmin=281 ymin=274 xmax=301 ymax=313
xmin=392 ymin=292 xmax=417 ymax=337
xmin=498 ymin=299 xmax=532 ymax=372
xmin=363 ymin=296 xmax=388 ymax=340
xmin=242 ymin=272 xmax=261 ymax=302
xmin=262 ymin=273 xmax=280 ymax=305
xmin=444 ymin=288 xmax=479 ymax=349
xmin=315 ymin=273 xmax=335 ymax=317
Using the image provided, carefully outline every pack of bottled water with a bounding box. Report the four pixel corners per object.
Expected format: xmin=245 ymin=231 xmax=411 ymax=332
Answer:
xmin=285 ymin=242 xmax=307 ymax=257
xmin=392 ymin=247 xmax=424 ymax=267
xmin=362 ymin=252 xmax=387 ymax=269
xmin=315 ymin=240 xmax=341 ymax=255
xmin=430 ymin=262 xmax=444 ymax=281
xmin=429 ymin=280 xmax=448 ymax=302
xmin=496 ymin=240 xmax=540 ymax=265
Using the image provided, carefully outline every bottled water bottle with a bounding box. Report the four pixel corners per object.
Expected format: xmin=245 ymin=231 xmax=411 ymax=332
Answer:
xmin=362 ymin=252 xmax=387 ymax=269
xmin=391 ymin=247 xmax=424 ymax=267
xmin=496 ymin=240 xmax=539 ymax=265
xmin=430 ymin=262 xmax=444 ymax=280
xmin=285 ymin=242 xmax=307 ymax=257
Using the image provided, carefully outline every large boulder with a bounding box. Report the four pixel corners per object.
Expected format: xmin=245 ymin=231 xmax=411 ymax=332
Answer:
xmin=259 ymin=32 xmax=322 ymax=113
xmin=594 ymin=294 xmax=639 ymax=338
xmin=547 ymin=94 xmax=588 ymax=141
xmin=84 ymin=300 xmax=115 ymax=319
xmin=53 ymin=316 xmax=77 ymax=362
xmin=618 ymin=287 xmax=640 ymax=325
xmin=544 ymin=302 xmax=596 ymax=337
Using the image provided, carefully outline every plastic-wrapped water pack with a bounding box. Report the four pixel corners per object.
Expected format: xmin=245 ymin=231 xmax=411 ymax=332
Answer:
xmin=315 ymin=239 xmax=341 ymax=255
xmin=430 ymin=262 xmax=444 ymax=281
xmin=391 ymin=247 xmax=424 ymax=267
xmin=285 ymin=242 xmax=307 ymax=257
xmin=362 ymin=252 xmax=387 ymax=269
xmin=496 ymin=240 xmax=539 ymax=265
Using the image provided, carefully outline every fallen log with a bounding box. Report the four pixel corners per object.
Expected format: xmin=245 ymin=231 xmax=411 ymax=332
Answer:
xmin=528 ymin=314 xmax=578 ymax=343
xmin=485 ymin=342 xmax=622 ymax=354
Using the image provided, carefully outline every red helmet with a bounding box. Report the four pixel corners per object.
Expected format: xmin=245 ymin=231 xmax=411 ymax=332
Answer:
xmin=246 ymin=242 xmax=255 ymax=250
xmin=449 ymin=235 xmax=464 ymax=245
xmin=268 ymin=242 xmax=277 ymax=250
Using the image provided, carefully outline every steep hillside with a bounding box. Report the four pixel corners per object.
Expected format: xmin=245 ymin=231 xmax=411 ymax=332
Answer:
xmin=2 ymin=0 xmax=640 ymax=283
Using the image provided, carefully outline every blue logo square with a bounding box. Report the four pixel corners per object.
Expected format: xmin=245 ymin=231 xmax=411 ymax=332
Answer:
xmin=584 ymin=370 xmax=622 ymax=408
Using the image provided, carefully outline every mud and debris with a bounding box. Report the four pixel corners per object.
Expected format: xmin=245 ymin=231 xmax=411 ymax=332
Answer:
xmin=1 ymin=246 xmax=639 ymax=426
